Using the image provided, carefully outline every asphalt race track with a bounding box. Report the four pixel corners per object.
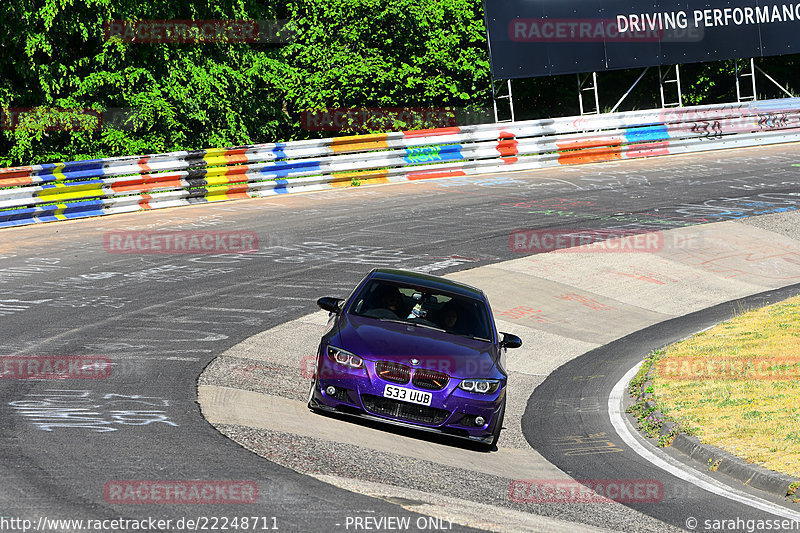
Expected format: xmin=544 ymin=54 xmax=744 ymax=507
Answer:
xmin=2 ymin=144 xmax=800 ymax=532
xmin=524 ymin=284 xmax=800 ymax=529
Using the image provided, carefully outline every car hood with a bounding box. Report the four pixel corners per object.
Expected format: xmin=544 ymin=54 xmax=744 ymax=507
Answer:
xmin=336 ymin=315 xmax=499 ymax=379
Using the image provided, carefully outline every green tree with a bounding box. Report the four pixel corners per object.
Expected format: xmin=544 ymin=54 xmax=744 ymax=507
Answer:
xmin=0 ymin=0 xmax=291 ymax=166
xmin=0 ymin=0 xmax=494 ymax=166
xmin=280 ymin=0 xmax=492 ymax=136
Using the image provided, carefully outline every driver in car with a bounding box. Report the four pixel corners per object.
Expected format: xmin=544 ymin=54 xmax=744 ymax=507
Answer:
xmin=378 ymin=286 xmax=404 ymax=317
xmin=442 ymin=304 xmax=459 ymax=330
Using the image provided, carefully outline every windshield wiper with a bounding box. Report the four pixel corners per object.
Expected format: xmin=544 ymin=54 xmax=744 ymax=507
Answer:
xmin=371 ymin=317 xmax=413 ymax=326
xmin=450 ymin=332 xmax=492 ymax=342
xmin=373 ymin=318 xmax=446 ymax=332
xmin=407 ymin=322 xmax=445 ymax=333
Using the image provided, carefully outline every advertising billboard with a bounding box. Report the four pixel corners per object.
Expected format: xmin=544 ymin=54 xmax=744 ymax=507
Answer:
xmin=484 ymin=0 xmax=800 ymax=79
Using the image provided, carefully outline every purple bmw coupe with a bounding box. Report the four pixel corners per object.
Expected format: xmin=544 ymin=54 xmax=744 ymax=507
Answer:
xmin=308 ymin=268 xmax=522 ymax=450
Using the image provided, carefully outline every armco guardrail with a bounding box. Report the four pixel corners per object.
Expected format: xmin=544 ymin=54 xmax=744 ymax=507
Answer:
xmin=2 ymin=98 xmax=800 ymax=228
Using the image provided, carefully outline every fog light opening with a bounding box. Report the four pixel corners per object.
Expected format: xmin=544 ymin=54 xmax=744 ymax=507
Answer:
xmin=325 ymin=386 xmax=337 ymax=396
xmin=474 ymin=416 xmax=485 ymax=427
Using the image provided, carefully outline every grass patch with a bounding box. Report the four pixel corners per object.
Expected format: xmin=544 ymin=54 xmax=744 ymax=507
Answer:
xmin=790 ymin=481 xmax=800 ymax=502
xmin=626 ymin=349 xmax=688 ymax=447
xmin=648 ymin=294 xmax=800 ymax=478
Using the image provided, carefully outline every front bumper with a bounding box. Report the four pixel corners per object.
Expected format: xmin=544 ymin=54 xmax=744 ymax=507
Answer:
xmin=309 ymin=356 xmax=505 ymax=444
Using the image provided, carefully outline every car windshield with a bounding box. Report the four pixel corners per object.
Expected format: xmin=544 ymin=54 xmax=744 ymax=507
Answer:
xmin=349 ymin=279 xmax=493 ymax=341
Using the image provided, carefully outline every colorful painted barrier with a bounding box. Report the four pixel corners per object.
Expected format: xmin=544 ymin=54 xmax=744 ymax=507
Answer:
xmin=2 ymin=98 xmax=800 ymax=228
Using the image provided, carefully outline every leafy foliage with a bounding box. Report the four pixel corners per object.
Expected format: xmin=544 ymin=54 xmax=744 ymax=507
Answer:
xmin=0 ymin=0 xmax=493 ymax=165
xmin=2 ymin=0 xmax=798 ymax=166
xmin=280 ymin=0 xmax=491 ymax=136
xmin=1 ymin=0 xmax=292 ymax=166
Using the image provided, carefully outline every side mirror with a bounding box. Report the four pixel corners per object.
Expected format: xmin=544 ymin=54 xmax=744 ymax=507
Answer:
xmin=317 ymin=297 xmax=344 ymax=314
xmin=499 ymin=332 xmax=522 ymax=349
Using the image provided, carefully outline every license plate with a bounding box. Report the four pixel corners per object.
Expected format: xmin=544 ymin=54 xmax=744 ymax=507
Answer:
xmin=383 ymin=385 xmax=432 ymax=406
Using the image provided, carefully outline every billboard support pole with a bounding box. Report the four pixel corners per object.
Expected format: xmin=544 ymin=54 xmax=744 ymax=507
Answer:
xmin=736 ymin=58 xmax=758 ymax=102
xmin=609 ymin=67 xmax=650 ymax=114
xmin=754 ymin=63 xmax=796 ymax=98
xmin=659 ymin=65 xmax=683 ymax=108
xmin=577 ymin=72 xmax=600 ymax=115
xmin=491 ymin=79 xmax=516 ymax=123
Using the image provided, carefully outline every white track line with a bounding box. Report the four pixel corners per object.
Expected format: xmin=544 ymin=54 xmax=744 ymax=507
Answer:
xmin=609 ymin=362 xmax=800 ymax=521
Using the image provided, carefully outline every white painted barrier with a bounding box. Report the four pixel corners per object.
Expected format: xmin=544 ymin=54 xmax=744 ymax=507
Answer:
xmin=2 ymin=98 xmax=799 ymax=227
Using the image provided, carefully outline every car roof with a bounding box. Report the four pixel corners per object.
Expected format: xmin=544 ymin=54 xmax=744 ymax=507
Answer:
xmin=368 ymin=268 xmax=487 ymax=300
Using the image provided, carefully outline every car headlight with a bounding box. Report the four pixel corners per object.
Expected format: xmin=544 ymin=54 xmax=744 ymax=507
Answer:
xmin=326 ymin=346 xmax=364 ymax=369
xmin=459 ymin=379 xmax=501 ymax=394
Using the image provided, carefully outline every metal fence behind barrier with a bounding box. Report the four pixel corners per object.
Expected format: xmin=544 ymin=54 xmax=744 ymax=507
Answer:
xmin=2 ymin=98 xmax=800 ymax=228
